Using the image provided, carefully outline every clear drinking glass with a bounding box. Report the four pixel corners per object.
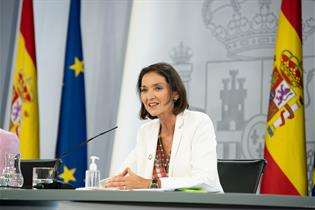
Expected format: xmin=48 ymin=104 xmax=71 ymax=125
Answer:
xmin=11 ymin=153 xmax=24 ymax=187
xmin=32 ymin=167 xmax=54 ymax=186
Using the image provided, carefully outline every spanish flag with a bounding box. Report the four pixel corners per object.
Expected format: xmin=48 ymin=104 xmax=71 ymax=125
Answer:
xmin=261 ymin=0 xmax=307 ymax=196
xmin=9 ymin=0 xmax=39 ymax=159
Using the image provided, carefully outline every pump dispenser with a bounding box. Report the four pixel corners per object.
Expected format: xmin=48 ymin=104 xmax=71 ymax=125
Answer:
xmin=85 ymin=156 xmax=100 ymax=188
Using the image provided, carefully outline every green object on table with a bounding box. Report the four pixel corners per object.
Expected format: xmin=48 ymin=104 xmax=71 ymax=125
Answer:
xmin=175 ymin=186 xmax=208 ymax=193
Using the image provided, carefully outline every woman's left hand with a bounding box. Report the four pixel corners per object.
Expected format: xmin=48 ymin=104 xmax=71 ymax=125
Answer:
xmin=105 ymin=168 xmax=151 ymax=190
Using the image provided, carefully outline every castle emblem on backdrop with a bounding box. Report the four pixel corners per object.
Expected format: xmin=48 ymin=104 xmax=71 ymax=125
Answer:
xmin=218 ymin=70 xmax=247 ymax=131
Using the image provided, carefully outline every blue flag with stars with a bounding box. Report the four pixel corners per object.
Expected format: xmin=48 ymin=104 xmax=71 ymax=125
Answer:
xmin=56 ymin=0 xmax=87 ymax=188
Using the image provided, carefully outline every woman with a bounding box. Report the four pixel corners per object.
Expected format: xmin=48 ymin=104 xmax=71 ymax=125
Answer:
xmin=103 ymin=63 xmax=223 ymax=192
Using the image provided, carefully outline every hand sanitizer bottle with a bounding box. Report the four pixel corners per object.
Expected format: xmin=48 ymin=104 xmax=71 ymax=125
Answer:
xmin=85 ymin=156 xmax=100 ymax=188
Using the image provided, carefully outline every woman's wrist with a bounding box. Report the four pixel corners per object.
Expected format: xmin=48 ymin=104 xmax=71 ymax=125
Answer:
xmin=157 ymin=178 xmax=161 ymax=188
xmin=148 ymin=178 xmax=161 ymax=188
xmin=146 ymin=179 xmax=152 ymax=188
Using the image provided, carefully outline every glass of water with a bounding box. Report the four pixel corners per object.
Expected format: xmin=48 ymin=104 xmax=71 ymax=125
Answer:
xmin=32 ymin=167 xmax=54 ymax=187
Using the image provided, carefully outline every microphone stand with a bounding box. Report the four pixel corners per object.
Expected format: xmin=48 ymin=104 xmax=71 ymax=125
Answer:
xmin=33 ymin=126 xmax=118 ymax=189
xmin=58 ymin=126 xmax=118 ymax=159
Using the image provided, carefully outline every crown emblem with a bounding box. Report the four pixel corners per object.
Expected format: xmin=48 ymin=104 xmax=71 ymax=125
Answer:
xmin=170 ymin=41 xmax=192 ymax=64
xmin=202 ymin=0 xmax=315 ymax=58
xmin=279 ymin=50 xmax=303 ymax=88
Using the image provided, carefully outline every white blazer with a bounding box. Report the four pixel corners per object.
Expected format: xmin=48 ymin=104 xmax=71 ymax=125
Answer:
xmin=121 ymin=110 xmax=223 ymax=192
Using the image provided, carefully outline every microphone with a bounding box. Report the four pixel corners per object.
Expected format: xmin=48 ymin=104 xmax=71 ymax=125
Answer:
xmin=33 ymin=126 xmax=118 ymax=189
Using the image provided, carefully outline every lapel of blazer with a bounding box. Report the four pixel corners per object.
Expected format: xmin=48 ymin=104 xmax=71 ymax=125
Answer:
xmin=168 ymin=110 xmax=185 ymax=176
xmin=145 ymin=120 xmax=160 ymax=178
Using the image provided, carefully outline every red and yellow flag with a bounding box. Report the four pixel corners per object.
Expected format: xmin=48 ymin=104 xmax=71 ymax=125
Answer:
xmin=9 ymin=0 xmax=39 ymax=159
xmin=261 ymin=0 xmax=307 ymax=196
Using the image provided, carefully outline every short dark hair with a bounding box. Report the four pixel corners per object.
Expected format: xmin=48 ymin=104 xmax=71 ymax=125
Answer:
xmin=137 ymin=62 xmax=189 ymax=119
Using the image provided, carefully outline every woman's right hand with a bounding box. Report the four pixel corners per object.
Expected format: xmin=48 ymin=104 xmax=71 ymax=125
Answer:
xmin=105 ymin=168 xmax=151 ymax=189
xmin=100 ymin=168 xmax=128 ymax=188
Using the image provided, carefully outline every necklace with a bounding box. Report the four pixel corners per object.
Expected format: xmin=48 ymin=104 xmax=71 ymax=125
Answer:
xmin=158 ymin=136 xmax=171 ymax=172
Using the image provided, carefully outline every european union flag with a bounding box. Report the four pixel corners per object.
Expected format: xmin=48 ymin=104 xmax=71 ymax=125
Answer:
xmin=56 ymin=0 xmax=87 ymax=188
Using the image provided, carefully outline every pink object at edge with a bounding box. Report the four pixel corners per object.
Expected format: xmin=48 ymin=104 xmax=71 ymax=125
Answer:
xmin=0 ymin=129 xmax=20 ymax=171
